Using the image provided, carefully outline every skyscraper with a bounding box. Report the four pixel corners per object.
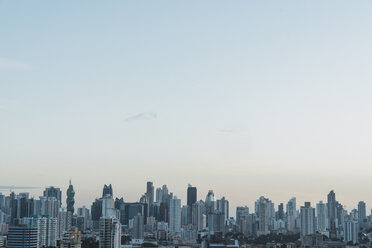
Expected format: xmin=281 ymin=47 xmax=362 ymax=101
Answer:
xmin=358 ymin=201 xmax=366 ymax=229
xmin=132 ymin=214 xmax=144 ymax=239
xmin=255 ymin=196 xmax=271 ymax=236
xmin=169 ymin=196 xmax=181 ymax=234
xmin=316 ymin=201 xmax=328 ymax=233
xmin=99 ymin=195 xmax=121 ymax=248
xmin=102 ymin=184 xmax=113 ymax=197
xmin=43 ymin=187 xmax=62 ymax=207
xmin=187 ymin=184 xmax=197 ymax=207
xmin=286 ymin=197 xmax=296 ymax=232
xmin=66 ymin=180 xmax=75 ymax=214
xmin=327 ymin=190 xmax=336 ymax=236
xmin=300 ymin=202 xmax=316 ymax=236
xmin=236 ymin=206 xmax=249 ymax=228
xmin=146 ymin=182 xmax=154 ymax=206
xmin=277 ymin=203 xmax=284 ymax=220
xmin=216 ymin=196 xmax=229 ymax=221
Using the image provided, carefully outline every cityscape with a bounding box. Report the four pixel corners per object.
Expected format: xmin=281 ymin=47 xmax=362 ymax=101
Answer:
xmin=0 ymin=181 xmax=371 ymax=248
xmin=2 ymin=1 xmax=372 ymax=248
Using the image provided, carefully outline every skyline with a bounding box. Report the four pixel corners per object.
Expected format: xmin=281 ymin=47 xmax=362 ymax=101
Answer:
xmin=2 ymin=0 xmax=372 ymax=219
xmin=0 ymin=182 xmax=370 ymax=215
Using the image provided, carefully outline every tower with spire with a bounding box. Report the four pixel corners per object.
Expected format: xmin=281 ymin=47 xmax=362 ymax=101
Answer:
xmin=67 ymin=179 xmax=75 ymax=214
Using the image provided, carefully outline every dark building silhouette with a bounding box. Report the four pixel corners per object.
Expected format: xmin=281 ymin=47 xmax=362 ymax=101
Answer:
xmin=187 ymin=184 xmax=197 ymax=207
xmin=277 ymin=203 xmax=284 ymax=220
xmin=102 ymin=184 xmax=113 ymax=197
xmin=327 ymin=190 xmax=336 ymax=237
xmin=66 ymin=180 xmax=75 ymax=214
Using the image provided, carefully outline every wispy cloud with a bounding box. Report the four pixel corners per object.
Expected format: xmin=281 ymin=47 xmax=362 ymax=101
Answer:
xmin=0 ymin=186 xmax=41 ymax=190
xmin=219 ymin=129 xmax=250 ymax=136
xmin=0 ymin=58 xmax=29 ymax=69
xmin=125 ymin=112 xmax=157 ymax=122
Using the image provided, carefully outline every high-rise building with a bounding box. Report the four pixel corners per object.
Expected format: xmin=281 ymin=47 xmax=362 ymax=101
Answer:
xmin=8 ymin=225 xmax=38 ymax=248
xmin=132 ymin=214 xmax=144 ymax=239
xmin=207 ymin=211 xmax=225 ymax=235
xmin=155 ymin=188 xmax=162 ymax=203
xmin=286 ymin=197 xmax=296 ymax=232
xmin=43 ymin=187 xmax=62 ymax=207
xmin=300 ymin=202 xmax=316 ymax=236
xmin=23 ymin=216 xmax=58 ymax=248
xmin=277 ymin=203 xmax=284 ymax=220
xmin=102 ymin=184 xmax=113 ymax=197
xmin=255 ymin=196 xmax=271 ymax=236
xmin=99 ymin=196 xmax=121 ymax=248
xmin=358 ymin=201 xmax=366 ymax=229
xmin=146 ymin=182 xmax=154 ymax=206
xmin=169 ymin=196 xmax=181 ymax=234
xmin=66 ymin=180 xmax=75 ymax=214
xmin=327 ymin=190 xmax=337 ymax=236
xmin=205 ymin=190 xmax=216 ymax=214
xmin=181 ymin=205 xmax=189 ymax=226
xmin=191 ymin=201 xmax=205 ymax=231
xmin=240 ymin=214 xmax=256 ymax=237
xmin=343 ymin=218 xmax=358 ymax=245
xmin=236 ymin=206 xmax=249 ymax=228
xmin=216 ymin=196 xmax=229 ymax=221
xmin=187 ymin=185 xmax=197 ymax=224
xmin=99 ymin=217 xmax=121 ymax=248
xmin=187 ymin=185 xmax=197 ymax=207
xmin=316 ymin=201 xmax=328 ymax=233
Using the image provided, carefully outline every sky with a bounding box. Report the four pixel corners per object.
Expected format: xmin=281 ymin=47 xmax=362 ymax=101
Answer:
xmin=1 ymin=0 xmax=372 ymax=213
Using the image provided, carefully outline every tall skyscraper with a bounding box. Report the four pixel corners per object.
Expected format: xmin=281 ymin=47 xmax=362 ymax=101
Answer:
xmin=207 ymin=210 xmax=225 ymax=235
xmin=300 ymin=202 xmax=316 ymax=236
xmin=99 ymin=195 xmax=121 ymax=248
xmin=43 ymin=187 xmax=62 ymax=207
xmin=286 ymin=197 xmax=296 ymax=232
xmin=187 ymin=184 xmax=197 ymax=207
xmin=255 ymin=196 xmax=271 ymax=236
xmin=66 ymin=180 xmax=75 ymax=214
xmin=327 ymin=190 xmax=336 ymax=236
xmin=169 ymin=196 xmax=181 ymax=234
xmin=102 ymin=184 xmax=113 ymax=197
xmin=23 ymin=216 xmax=58 ymax=248
xmin=216 ymin=196 xmax=229 ymax=221
xmin=132 ymin=214 xmax=144 ymax=239
xmin=205 ymin=190 xmax=216 ymax=214
xmin=277 ymin=203 xmax=284 ymax=220
xmin=316 ymin=201 xmax=328 ymax=233
xmin=358 ymin=201 xmax=366 ymax=229
xmin=146 ymin=182 xmax=154 ymax=206
xmin=236 ymin=206 xmax=249 ymax=228
xmin=192 ymin=201 xmax=205 ymax=231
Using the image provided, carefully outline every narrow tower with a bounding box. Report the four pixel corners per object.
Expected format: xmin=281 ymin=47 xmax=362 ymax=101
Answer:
xmin=67 ymin=179 xmax=75 ymax=214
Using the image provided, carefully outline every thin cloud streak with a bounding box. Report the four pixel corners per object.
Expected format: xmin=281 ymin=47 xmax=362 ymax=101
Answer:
xmin=0 ymin=58 xmax=29 ymax=69
xmin=0 ymin=185 xmax=42 ymax=190
xmin=125 ymin=112 xmax=157 ymax=122
xmin=219 ymin=129 xmax=250 ymax=136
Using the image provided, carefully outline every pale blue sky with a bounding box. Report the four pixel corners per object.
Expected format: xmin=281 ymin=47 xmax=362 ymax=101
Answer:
xmin=1 ymin=1 xmax=372 ymax=211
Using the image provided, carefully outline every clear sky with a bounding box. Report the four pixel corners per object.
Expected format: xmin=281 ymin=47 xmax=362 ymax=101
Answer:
xmin=1 ymin=0 xmax=372 ymax=212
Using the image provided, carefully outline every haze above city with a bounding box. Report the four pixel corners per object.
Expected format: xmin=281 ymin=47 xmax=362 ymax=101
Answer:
xmin=1 ymin=1 xmax=372 ymax=211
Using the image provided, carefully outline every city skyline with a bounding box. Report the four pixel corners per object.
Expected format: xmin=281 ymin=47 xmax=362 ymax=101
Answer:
xmin=0 ymin=182 xmax=370 ymax=216
xmin=2 ymin=0 xmax=372 ymax=230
